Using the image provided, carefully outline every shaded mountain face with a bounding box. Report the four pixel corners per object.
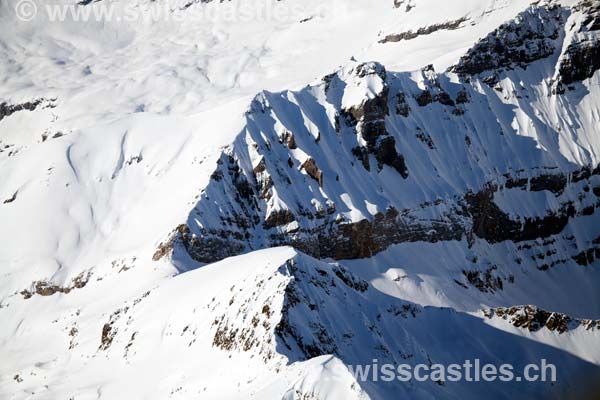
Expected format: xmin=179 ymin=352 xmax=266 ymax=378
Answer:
xmin=159 ymin=3 xmax=600 ymax=274
xmin=2 ymin=0 xmax=600 ymax=399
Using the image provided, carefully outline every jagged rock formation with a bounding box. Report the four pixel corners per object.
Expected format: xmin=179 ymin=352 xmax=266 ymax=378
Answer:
xmin=485 ymin=305 xmax=600 ymax=333
xmin=0 ymin=98 xmax=55 ymax=122
xmin=379 ymin=17 xmax=468 ymax=43
xmin=157 ymin=30 xmax=600 ymax=269
xmin=460 ymin=266 xmax=513 ymax=293
xmin=555 ymin=1 xmax=600 ymax=91
xmin=449 ymin=4 xmax=565 ymax=88
xmin=339 ymin=63 xmax=410 ymax=178
xmin=204 ymin=251 xmax=400 ymax=362
xmin=20 ymin=271 xmax=93 ymax=299
xmin=202 ymin=251 xmax=600 ymax=398
xmin=451 ymin=4 xmax=564 ymax=82
xmin=450 ymin=1 xmax=600 ymax=91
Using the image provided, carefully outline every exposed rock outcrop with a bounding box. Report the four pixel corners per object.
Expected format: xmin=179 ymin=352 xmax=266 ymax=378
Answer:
xmin=210 ymin=254 xmax=424 ymax=364
xmin=20 ymin=270 xmax=93 ymax=299
xmin=451 ymin=4 xmax=564 ymax=80
xmin=461 ymin=266 xmax=513 ymax=293
xmin=341 ymin=63 xmax=409 ymax=178
xmin=554 ymin=1 xmax=600 ymax=91
xmin=465 ymin=184 xmax=573 ymax=244
xmin=153 ymin=34 xmax=600 ymax=269
xmin=300 ymin=158 xmax=324 ymax=187
xmin=379 ymin=17 xmax=467 ymax=43
xmin=0 ymin=98 xmax=56 ymax=122
xmin=484 ymin=305 xmax=600 ymax=333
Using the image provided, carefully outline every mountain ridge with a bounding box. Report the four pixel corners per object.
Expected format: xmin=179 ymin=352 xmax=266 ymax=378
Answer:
xmin=2 ymin=0 xmax=600 ymax=398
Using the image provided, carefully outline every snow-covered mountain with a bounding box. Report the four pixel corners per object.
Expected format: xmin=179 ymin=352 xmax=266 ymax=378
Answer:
xmin=1 ymin=0 xmax=600 ymax=399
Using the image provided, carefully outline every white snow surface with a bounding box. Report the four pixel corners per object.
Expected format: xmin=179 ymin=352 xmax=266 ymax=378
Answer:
xmin=1 ymin=0 xmax=600 ymax=399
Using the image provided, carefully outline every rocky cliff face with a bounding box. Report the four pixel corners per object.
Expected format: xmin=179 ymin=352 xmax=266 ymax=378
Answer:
xmin=205 ymin=251 xmax=600 ymax=399
xmin=448 ymin=1 xmax=600 ymax=91
xmin=555 ymin=0 xmax=600 ymax=90
xmin=156 ymin=3 xmax=600 ymax=276
xmin=451 ymin=3 xmax=565 ymax=84
xmin=484 ymin=305 xmax=600 ymax=333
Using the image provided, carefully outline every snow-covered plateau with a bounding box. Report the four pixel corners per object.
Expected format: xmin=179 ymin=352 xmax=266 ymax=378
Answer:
xmin=1 ymin=0 xmax=600 ymax=398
